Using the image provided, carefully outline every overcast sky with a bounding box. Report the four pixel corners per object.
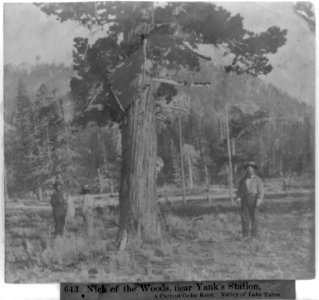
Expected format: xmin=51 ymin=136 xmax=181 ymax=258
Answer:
xmin=3 ymin=2 xmax=315 ymax=105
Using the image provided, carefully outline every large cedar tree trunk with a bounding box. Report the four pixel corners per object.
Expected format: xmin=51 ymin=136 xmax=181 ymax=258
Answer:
xmin=117 ymin=82 xmax=161 ymax=249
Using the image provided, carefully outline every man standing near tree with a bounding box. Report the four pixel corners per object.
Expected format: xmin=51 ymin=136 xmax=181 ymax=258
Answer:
xmin=50 ymin=181 xmax=67 ymax=237
xmin=236 ymin=161 xmax=264 ymax=239
xmin=81 ymin=185 xmax=95 ymax=238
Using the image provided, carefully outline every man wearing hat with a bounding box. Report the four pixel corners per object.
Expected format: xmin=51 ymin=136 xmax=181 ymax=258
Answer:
xmin=81 ymin=185 xmax=95 ymax=238
xmin=236 ymin=161 xmax=264 ymax=238
xmin=50 ymin=181 xmax=67 ymax=237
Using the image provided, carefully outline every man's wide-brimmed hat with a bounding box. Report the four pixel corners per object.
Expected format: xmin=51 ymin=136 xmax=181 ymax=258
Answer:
xmin=53 ymin=181 xmax=63 ymax=189
xmin=81 ymin=184 xmax=90 ymax=194
xmin=245 ymin=161 xmax=258 ymax=169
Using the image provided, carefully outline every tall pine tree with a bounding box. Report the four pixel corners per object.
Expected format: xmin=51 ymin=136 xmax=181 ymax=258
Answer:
xmin=13 ymin=80 xmax=37 ymax=195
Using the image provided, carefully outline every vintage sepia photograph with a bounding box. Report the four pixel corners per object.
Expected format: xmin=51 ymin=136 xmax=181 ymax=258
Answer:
xmin=3 ymin=1 xmax=315 ymax=283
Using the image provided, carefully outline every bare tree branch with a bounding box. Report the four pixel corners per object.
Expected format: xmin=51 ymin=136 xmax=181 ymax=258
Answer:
xmin=152 ymin=77 xmax=211 ymax=87
xmin=182 ymin=43 xmax=212 ymax=61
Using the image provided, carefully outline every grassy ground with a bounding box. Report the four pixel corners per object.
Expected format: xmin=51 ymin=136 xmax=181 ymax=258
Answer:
xmin=5 ymin=195 xmax=315 ymax=283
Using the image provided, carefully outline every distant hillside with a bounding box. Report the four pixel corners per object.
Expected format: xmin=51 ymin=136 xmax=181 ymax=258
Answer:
xmin=181 ymin=63 xmax=312 ymax=123
xmin=3 ymin=62 xmax=312 ymax=125
xmin=157 ymin=64 xmax=314 ymax=182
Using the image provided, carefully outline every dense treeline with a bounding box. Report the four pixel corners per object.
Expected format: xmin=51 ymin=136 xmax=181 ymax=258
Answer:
xmin=157 ymin=65 xmax=314 ymax=188
xmin=4 ymin=64 xmax=73 ymax=124
xmin=4 ymin=63 xmax=314 ymax=199
xmin=4 ymin=65 xmax=121 ymax=199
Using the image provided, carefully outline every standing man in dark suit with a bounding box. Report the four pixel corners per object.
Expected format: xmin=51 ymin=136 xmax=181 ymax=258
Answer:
xmin=50 ymin=181 xmax=67 ymax=237
xmin=236 ymin=161 xmax=264 ymax=238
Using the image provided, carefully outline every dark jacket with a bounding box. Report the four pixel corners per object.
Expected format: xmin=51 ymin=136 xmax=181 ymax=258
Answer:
xmin=50 ymin=190 xmax=67 ymax=216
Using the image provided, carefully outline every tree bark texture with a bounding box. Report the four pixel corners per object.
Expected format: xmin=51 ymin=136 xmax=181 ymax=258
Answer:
xmin=117 ymin=82 xmax=160 ymax=249
xmin=4 ymin=164 xmax=9 ymax=201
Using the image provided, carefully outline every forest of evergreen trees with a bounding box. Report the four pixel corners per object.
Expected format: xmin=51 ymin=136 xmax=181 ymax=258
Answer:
xmin=4 ymin=63 xmax=314 ymax=200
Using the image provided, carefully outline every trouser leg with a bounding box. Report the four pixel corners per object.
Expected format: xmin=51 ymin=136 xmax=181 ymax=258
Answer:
xmin=60 ymin=215 xmax=66 ymax=235
xmin=250 ymin=206 xmax=259 ymax=237
xmin=57 ymin=216 xmax=62 ymax=236
xmin=241 ymin=203 xmax=251 ymax=237
xmin=54 ymin=214 xmax=65 ymax=236
xmin=83 ymin=215 xmax=88 ymax=236
xmin=83 ymin=211 xmax=94 ymax=237
xmin=88 ymin=215 xmax=94 ymax=237
xmin=53 ymin=214 xmax=59 ymax=236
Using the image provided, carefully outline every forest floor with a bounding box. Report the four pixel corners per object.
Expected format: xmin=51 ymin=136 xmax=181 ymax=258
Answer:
xmin=5 ymin=191 xmax=315 ymax=283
